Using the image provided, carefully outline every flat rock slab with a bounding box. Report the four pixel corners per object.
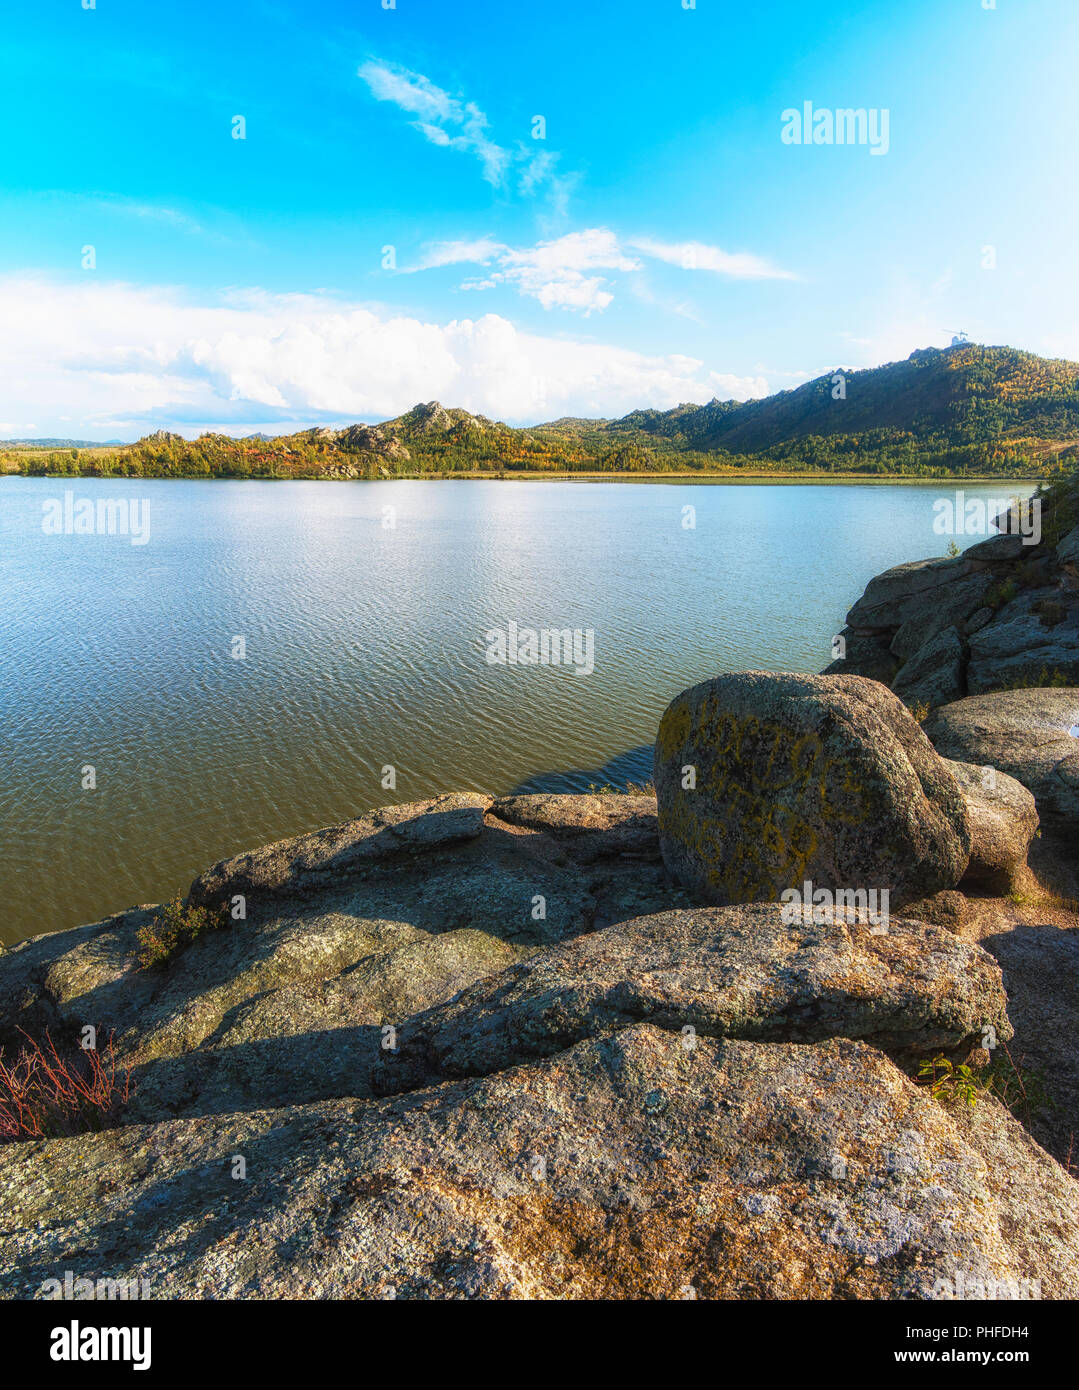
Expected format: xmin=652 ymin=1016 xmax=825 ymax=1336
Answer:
xmin=490 ymin=793 xmax=658 ymax=860
xmin=654 ymin=671 xmax=971 ymax=908
xmin=372 ymin=903 xmax=1010 ymax=1096
xmin=0 ymin=795 xmax=689 ymax=1123
xmin=186 ymin=793 xmax=493 ymax=909
xmin=2 ymin=1026 xmax=1074 ymax=1300
xmin=925 ymin=689 xmax=1079 ymax=828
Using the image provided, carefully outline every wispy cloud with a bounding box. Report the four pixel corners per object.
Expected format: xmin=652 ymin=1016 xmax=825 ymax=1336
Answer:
xmin=407 ymin=227 xmax=793 ymax=313
xmin=358 ymin=59 xmax=573 ymax=209
xmin=629 ymin=236 xmax=796 ymax=281
xmin=357 ymin=61 xmax=461 ymax=123
xmin=71 ymin=193 xmax=254 ymax=248
xmin=408 ymin=228 xmax=637 ymax=314
xmin=405 ymin=238 xmax=509 ymax=272
xmin=98 ymin=200 xmax=208 ymax=236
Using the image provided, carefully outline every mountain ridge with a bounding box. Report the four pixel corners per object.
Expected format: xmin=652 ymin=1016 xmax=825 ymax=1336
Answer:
xmin=6 ymin=342 xmax=1079 ymax=480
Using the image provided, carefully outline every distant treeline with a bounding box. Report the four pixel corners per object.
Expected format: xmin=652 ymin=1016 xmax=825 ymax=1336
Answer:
xmin=4 ymin=430 xmax=1064 ymax=481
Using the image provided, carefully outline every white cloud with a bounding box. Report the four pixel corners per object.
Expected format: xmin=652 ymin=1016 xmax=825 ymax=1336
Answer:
xmin=409 ymin=227 xmax=793 ymax=312
xmin=358 ymin=60 xmax=569 ymax=204
xmin=630 ymin=237 xmax=796 ymax=281
xmin=411 ymin=228 xmax=641 ymax=314
xmin=406 ymin=238 xmax=509 ymax=272
xmin=502 ymin=228 xmax=638 ymax=276
xmin=0 ymin=274 xmax=768 ymax=436
xmin=493 ymin=229 xmax=641 ymax=314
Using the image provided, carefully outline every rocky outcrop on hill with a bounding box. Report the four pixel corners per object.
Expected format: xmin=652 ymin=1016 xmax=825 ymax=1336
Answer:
xmin=394 ymin=401 xmax=495 ymax=437
xmin=654 ymin=671 xmax=971 ymax=908
xmin=828 ymin=482 xmax=1079 ymax=709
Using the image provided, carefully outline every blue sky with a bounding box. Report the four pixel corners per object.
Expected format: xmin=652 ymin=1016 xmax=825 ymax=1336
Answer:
xmin=2 ymin=0 xmax=1077 ymax=438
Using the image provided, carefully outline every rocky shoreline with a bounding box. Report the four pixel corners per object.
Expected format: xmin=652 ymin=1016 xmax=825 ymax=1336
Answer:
xmin=2 ymin=481 xmax=1078 ymax=1301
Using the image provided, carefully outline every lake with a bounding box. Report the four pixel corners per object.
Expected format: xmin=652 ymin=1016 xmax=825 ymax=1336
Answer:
xmin=0 ymin=476 xmax=1033 ymax=945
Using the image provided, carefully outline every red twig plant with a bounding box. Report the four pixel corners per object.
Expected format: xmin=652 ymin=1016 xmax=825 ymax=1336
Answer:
xmin=0 ymin=1028 xmax=133 ymax=1141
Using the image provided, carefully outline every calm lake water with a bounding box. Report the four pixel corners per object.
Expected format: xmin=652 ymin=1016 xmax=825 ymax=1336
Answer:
xmin=0 ymin=476 xmax=1033 ymax=945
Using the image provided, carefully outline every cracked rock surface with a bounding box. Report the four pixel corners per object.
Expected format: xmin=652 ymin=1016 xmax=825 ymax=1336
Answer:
xmin=372 ymin=903 xmax=1011 ymax=1096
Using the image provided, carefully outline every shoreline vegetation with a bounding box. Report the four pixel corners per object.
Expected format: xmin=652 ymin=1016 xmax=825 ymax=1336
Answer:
xmin=5 ymin=343 xmax=1079 ymax=485
xmin=0 ymin=464 xmax=1049 ymax=485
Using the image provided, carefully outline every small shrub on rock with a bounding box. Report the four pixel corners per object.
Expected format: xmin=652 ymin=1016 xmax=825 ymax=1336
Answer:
xmin=985 ymin=577 xmax=1019 ymax=610
xmin=918 ymin=1042 xmax=1054 ymax=1123
xmin=136 ymin=896 xmax=229 ymax=970
xmin=918 ymin=1054 xmax=981 ymax=1108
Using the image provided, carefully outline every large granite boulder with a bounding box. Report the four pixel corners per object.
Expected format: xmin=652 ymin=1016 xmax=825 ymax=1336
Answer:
xmin=943 ymin=759 xmax=1039 ymax=888
xmin=372 ymin=902 xmax=1010 ymax=1096
xmin=924 ymin=689 xmax=1079 ymax=829
xmin=654 ymin=672 xmax=971 ymax=908
xmin=3 ymin=1025 xmax=1076 ymax=1300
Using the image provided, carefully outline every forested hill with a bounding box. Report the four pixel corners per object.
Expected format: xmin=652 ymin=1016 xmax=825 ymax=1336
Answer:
xmin=596 ymin=343 xmax=1079 ymax=452
xmin=7 ymin=343 xmax=1079 ymax=480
